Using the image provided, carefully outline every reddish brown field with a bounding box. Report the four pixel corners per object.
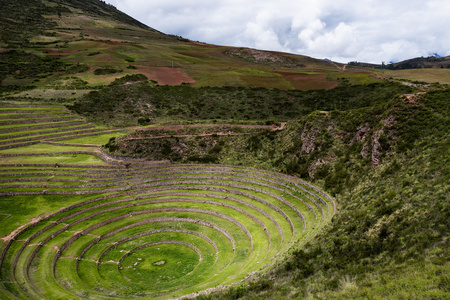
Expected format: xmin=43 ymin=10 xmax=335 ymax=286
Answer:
xmin=133 ymin=66 xmax=196 ymax=85
xmin=44 ymin=48 xmax=83 ymax=55
xmin=93 ymin=40 xmax=131 ymax=46
xmin=274 ymin=71 xmax=339 ymax=90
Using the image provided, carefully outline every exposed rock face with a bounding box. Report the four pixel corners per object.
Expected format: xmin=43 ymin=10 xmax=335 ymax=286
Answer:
xmin=225 ymin=48 xmax=292 ymax=63
xmin=308 ymin=158 xmax=328 ymax=180
xmin=381 ymin=115 xmax=396 ymax=127
xmin=361 ymin=140 xmax=370 ymax=159
xmin=358 ymin=115 xmax=396 ymax=167
xmin=370 ymin=129 xmax=384 ymax=167
xmin=301 ymin=127 xmax=318 ymax=154
xmin=352 ymin=122 xmax=371 ymax=143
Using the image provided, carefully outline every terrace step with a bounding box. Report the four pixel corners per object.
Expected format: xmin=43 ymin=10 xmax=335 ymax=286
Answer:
xmin=0 ymin=163 xmax=334 ymax=299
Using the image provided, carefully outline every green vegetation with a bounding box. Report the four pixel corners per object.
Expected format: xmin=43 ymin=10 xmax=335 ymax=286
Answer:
xmin=104 ymin=127 xmax=263 ymax=163
xmin=70 ymin=81 xmax=414 ymax=126
xmin=0 ymin=0 xmax=448 ymax=299
xmin=0 ymin=0 xmax=59 ymax=47
xmin=190 ymin=88 xmax=450 ymax=299
xmin=0 ymin=161 xmax=333 ymax=299
xmin=0 ymin=50 xmax=79 ymax=81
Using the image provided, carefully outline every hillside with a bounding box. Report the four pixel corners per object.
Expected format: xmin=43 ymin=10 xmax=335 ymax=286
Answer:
xmin=1 ymin=0 xmax=449 ymax=95
xmin=98 ymin=87 xmax=450 ymax=299
xmin=0 ymin=0 xmax=347 ymax=91
xmin=349 ymin=55 xmax=450 ymax=70
xmin=0 ymin=0 xmax=449 ymax=299
xmin=192 ymin=88 xmax=450 ymax=299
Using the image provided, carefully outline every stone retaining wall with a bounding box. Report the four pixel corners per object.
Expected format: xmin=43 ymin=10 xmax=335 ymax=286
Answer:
xmin=0 ymin=117 xmax=81 ymax=126
xmin=0 ymin=121 xmax=88 ymax=134
xmin=0 ymin=125 xmax=94 ymax=141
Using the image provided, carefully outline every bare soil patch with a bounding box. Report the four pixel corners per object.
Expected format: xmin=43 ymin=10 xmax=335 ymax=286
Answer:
xmin=44 ymin=49 xmax=82 ymax=55
xmin=1 ymin=214 xmax=47 ymax=242
xmin=133 ymin=66 xmax=196 ymax=85
xmin=274 ymin=71 xmax=338 ymax=90
xmin=94 ymin=40 xmax=129 ymax=46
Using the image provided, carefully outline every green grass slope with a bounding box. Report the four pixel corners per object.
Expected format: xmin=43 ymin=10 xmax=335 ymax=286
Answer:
xmin=0 ymin=0 xmax=385 ymax=91
xmin=2 ymin=0 xmax=450 ymax=94
xmin=191 ymin=88 xmax=450 ymax=299
xmin=68 ymin=75 xmax=449 ymax=299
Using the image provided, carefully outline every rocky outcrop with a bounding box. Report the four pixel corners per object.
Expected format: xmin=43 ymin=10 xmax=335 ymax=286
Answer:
xmin=308 ymin=158 xmax=328 ymax=180
xmin=301 ymin=126 xmax=318 ymax=154
xmin=352 ymin=122 xmax=371 ymax=143
xmin=370 ymin=129 xmax=384 ymax=167
xmin=358 ymin=115 xmax=396 ymax=167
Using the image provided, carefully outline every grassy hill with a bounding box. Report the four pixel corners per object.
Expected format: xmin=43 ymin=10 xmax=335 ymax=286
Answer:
xmin=2 ymin=0 xmax=449 ymax=94
xmin=0 ymin=0 xmax=449 ymax=299
xmin=191 ymin=87 xmax=450 ymax=299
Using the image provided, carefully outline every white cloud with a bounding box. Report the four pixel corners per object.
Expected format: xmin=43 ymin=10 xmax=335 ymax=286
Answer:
xmin=107 ymin=0 xmax=450 ymax=63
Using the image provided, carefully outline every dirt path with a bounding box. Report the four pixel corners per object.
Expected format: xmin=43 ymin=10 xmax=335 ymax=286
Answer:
xmin=122 ymin=123 xmax=286 ymax=141
xmin=329 ymin=61 xmax=346 ymax=71
xmin=1 ymin=214 xmax=48 ymax=242
xmin=130 ymin=124 xmax=283 ymax=131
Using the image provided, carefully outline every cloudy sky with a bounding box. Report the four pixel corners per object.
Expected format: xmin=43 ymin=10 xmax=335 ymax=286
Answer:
xmin=107 ymin=0 xmax=450 ymax=64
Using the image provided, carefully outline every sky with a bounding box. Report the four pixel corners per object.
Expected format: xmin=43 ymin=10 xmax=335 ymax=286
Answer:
xmin=107 ymin=0 xmax=450 ymax=64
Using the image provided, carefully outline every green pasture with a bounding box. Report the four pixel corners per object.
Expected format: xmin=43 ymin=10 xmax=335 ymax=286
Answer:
xmin=0 ymin=143 xmax=97 ymax=154
xmin=0 ymin=115 xmax=77 ymax=123
xmin=59 ymin=131 xmax=131 ymax=145
xmin=0 ymin=120 xmax=88 ymax=130
xmin=380 ymin=68 xmax=450 ymax=85
xmin=0 ymin=111 xmax=68 ymax=118
xmin=0 ymin=105 xmax=66 ymax=110
xmin=0 ymin=125 xmax=94 ymax=139
xmin=0 ymin=153 xmax=107 ymax=165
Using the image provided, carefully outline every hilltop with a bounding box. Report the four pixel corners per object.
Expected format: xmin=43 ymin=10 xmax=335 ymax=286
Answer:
xmin=349 ymin=55 xmax=450 ymax=70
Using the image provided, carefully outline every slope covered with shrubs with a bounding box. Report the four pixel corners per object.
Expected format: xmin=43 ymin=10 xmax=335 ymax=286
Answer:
xmin=195 ymin=88 xmax=450 ymax=299
xmin=70 ymin=81 xmax=414 ymax=127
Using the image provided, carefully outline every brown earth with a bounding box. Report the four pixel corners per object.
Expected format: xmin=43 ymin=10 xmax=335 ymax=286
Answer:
xmin=274 ymin=71 xmax=339 ymax=90
xmin=0 ymin=214 xmax=48 ymax=242
xmin=94 ymin=40 xmax=129 ymax=46
xmin=133 ymin=66 xmax=196 ymax=85
xmin=44 ymin=49 xmax=82 ymax=55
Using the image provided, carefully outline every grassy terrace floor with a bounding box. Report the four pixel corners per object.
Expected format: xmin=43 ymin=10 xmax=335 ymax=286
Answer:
xmin=0 ymin=103 xmax=129 ymax=150
xmin=0 ymin=103 xmax=334 ymax=299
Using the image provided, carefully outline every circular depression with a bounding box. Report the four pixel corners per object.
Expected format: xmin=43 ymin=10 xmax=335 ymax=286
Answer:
xmin=0 ymin=164 xmax=334 ymax=299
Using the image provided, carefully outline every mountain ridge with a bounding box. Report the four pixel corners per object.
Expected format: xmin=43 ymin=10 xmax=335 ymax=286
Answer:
xmin=1 ymin=0 xmax=449 ymax=91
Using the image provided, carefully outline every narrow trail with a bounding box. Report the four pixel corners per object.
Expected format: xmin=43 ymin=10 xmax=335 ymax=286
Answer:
xmin=328 ymin=61 xmax=346 ymax=71
xmin=129 ymin=123 xmax=285 ymax=132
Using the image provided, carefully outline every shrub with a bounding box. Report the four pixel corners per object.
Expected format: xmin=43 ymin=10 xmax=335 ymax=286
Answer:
xmin=94 ymin=68 xmax=122 ymax=75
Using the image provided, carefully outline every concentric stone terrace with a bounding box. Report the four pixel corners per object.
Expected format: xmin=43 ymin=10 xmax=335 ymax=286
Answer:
xmin=0 ymin=163 xmax=334 ymax=299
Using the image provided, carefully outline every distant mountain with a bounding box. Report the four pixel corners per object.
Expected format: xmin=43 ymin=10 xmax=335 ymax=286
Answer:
xmin=348 ymin=55 xmax=450 ymax=70
xmin=391 ymin=55 xmax=450 ymax=69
